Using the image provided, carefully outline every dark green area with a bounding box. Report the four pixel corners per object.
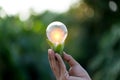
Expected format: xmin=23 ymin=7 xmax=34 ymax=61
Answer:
xmin=0 ymin=0 xmax=120 ymax=80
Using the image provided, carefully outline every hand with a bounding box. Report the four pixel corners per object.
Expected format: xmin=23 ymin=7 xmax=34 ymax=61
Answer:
xmin=48 ymin=49 xmax=91 ymax=80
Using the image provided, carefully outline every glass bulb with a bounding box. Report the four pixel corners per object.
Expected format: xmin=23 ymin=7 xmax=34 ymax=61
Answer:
xmin=46 ymin=21 xmax=68 ymax=45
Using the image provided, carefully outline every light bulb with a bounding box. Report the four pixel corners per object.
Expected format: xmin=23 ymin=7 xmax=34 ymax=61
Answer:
xmin=46 ymin=21 xmax=68 ymax=54
xmin=46 ymin=21 xmax=68 ymax=45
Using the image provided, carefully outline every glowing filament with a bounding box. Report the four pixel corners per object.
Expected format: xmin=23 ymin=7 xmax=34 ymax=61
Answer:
xmin=49 ymin=28 xmax=64 ymax=44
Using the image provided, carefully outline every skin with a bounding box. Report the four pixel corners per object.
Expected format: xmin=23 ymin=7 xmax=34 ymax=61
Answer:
xmin=48 ymin=49 xmax=91 ymax=80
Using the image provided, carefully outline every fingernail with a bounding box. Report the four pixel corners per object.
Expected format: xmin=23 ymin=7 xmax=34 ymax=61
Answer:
xmin=55 ymin=53 xmax=58 ymax=56
xmin=63 ymin=52 xmax=68 ymax=56
xmin=48 ymin=49 xmax=51 ymax=52
xmin=55 ymin=53 xmax=60 ymax=57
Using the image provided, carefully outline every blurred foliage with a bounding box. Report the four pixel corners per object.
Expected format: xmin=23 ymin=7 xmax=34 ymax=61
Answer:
xmin=0 ymin=0 xmax=120 ymax=80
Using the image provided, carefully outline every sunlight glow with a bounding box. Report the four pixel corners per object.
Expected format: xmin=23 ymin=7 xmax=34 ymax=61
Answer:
xmin=0 ymin=0 xmax=78 ymax=15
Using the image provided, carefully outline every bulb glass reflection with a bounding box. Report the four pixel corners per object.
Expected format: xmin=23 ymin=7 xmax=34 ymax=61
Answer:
xmin=46 ymin=21 xmax=68 ymax=45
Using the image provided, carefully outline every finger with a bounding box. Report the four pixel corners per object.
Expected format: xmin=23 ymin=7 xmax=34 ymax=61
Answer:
xmin=63 ymin=52 xmax=79 ymax=67
xmin=48 ymin=49 xmax=54 ymax=68
xmin=48 ymin=49 xmax=58 ymax=73
xmin=63 ymin=72 xmax=84 ymax=80
xmin=64 ymin=71 xmax=69 ymax=80
xmin=55 ymin=53 xmax=67 ymax=73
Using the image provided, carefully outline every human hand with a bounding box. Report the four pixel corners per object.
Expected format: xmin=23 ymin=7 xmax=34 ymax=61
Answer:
xmin=48 ymin=49 xmax=91 ymax=80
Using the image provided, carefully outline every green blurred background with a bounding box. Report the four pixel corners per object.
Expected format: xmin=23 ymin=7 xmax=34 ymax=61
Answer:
xmin=0 ymin=0 xmax=120 ymax=80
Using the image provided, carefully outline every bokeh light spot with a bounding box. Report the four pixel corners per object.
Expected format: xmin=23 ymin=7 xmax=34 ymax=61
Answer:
xmin=109 ymin=1 xmax=118 ymax=12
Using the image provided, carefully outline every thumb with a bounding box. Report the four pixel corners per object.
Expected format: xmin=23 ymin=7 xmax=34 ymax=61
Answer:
xmin=63 ymin=52 xmax=79 ymax=67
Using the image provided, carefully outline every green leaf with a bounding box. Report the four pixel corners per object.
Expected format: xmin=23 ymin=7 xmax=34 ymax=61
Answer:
xmin=54 ymin=43 xmax=64 ymax=55
xmin=46 ymin=39 xmax=55 ymax=49
xmin=46 ymin=39 xmax=64 ymax=55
